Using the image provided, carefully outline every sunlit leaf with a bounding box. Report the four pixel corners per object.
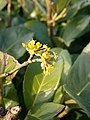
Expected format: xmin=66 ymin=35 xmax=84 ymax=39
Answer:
xmin=0 ymin=51 xmax=20 ymax=81
xmin=23 ymin=58 xmax=63 ymax=110
xmin=56 ymin=0 xmax=68 ymax=13
xmin=52 ymin=48 xmax=72 ymax=103
xmin=25 ymin=102 xmax=64 ymax=120
xmin=53 ymin=86 xmax=64 ymax=104
xmin=52 ymin=48 xmax=72 ymax=84
xmin=0 ymin=0 xmax=7 ymax=10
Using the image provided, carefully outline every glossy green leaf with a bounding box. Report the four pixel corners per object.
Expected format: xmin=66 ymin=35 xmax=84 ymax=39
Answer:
xmin=64 ymin=43 xmax=90 ymax=117
xmin=0 ymin=26 xmax=34 ymax=59
xmin=23 ymin=58 xmax=63 ymax=109
xmin=52 ymin=48 xmax=72 ymax=103
xmin=0 ymin=0 xmax=7 ymax=10
xmin=0 ymin=51 xmax=20 ymax=81
xmin=25 ymin=102 xmax=64 ymax=120
xmin=60 ymin=50 xmax=72 ymax=75
xmin=62 ymin=16 xmax=90 ymax=46
xmin=24 ymin=20 xmax=52 ymax=46
xmin=52 ymin=48 xmax=72 ymax=84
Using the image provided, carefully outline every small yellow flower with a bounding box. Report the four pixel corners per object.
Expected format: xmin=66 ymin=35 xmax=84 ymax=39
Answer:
xmin=42 ymin=63 xmax=53 ymax=75
xmin=36 ymin=50 xmax=43 ymax=54
xmin=30 ymin=40 xmax=35 ymax=45
xmin=36 ymin=42 xmax=42 ymax=49
xmin=53 ymin=52 xmax=57 ymax=60
xmin=22 ymin=43 xmax=26 ymax=47
xmin=52 ymin=61 xmax=56 ymax=65
xmin=28 ymin=50 xmax=35 ymax=56
xmin=22 ymin=40 xmax=57 ymax=75
xmin=27 ymin=40 xmax=35 ymax=49
xmin=43 ymin=69 xmax=47 ymax=75
xmin=41 ymin=52 xmax=51 ymax=61
xmin=43 ymin=44 xmax=50 ymax=51
xmin=47 ymin=64 xmax=53 ymax=71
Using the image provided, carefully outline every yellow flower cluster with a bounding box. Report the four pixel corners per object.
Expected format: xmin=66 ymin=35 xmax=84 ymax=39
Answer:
xmin=22 ymin=40 xmax=57 ymax=75
xmin=41 ymin=51 xmax=56 ymax=74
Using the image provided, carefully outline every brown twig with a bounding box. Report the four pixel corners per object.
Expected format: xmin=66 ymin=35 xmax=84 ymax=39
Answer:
xmin=0 ymin=56 xmax=40 ymax=79
xmin=46 ymin=0 xmax=53 ymax=39
xmin=7 ymin=0 xmax=11 ymax=26
xmin=0 ymin=61 xmax=29 ymax=79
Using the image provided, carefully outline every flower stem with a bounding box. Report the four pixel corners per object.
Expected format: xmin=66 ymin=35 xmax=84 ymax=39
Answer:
xmin=0 ymin=60 xmax=30 ymax=78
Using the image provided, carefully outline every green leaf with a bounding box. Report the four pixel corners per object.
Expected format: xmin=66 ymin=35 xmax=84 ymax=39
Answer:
xmin=22 ymin=0 xmax=34 ymax=13
xmin=0 ymin=26 xmax=34 ymax=59
xmin=23 ymin=58 xmax=63 ymax=110
xmin=60 ymin=108 xmax=90 ymax=120
xmin=24 ymin=20 xmax=52 ymax=46
xmin=62 ymin=16 xmax=90 ymax=46
xmin=52 ymin=48 xmax=72 ymax=84
xmin=25 ymin=116 xmax=39 ymax=120
xmin=25 ymin=102 xmax=64 ymax=120
xmin=0 ymin=51 xmax=20 ymax=81
xmin=64 ymin=42 xmax=90 ymax=117
xmin=52 ymin=48 xmax=72 ymax=104
xmin=72 ymin=0 xmax=90 ymax=9
xmin=0 ymin=0 xmax=7 ymax=10
xmin=60 ymin=50 xmax=72 ymax=76
xmin=56 ymin=0 xmax=68 ymax=13
xmin=51 ymin=47 xmax=63 ymax=54
xmin=53 ymin=86 xmax=64 ymax=104
xmin=52 ymin=37 xmax=67 ymax=48
xmin=60 ymin=0 xmax=90 ymax=22
xmin=4 ymin=82 xmax=18 ymax=108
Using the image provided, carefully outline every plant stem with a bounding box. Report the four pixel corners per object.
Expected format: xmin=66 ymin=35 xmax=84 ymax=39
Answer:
xmin=7 ymin=0 xmax=11 ymax=26
xmin=46 ymin=0 xmax=53 ymax=39
xmin=0 ymin=57 xmax=41 ymax=78
xmin=0 ymin=60 xmax=30 ymax=78
xmin=50 ymin=8 xmax=68 ymax=23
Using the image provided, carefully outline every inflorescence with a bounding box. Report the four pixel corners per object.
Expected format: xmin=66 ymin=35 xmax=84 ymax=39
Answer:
xmin=22 ymin=40 xmax=57 ymax=75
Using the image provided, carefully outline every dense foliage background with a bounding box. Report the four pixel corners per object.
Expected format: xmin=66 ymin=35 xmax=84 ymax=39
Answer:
xmin=0 ymin=0 xmax=90 ymax=120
